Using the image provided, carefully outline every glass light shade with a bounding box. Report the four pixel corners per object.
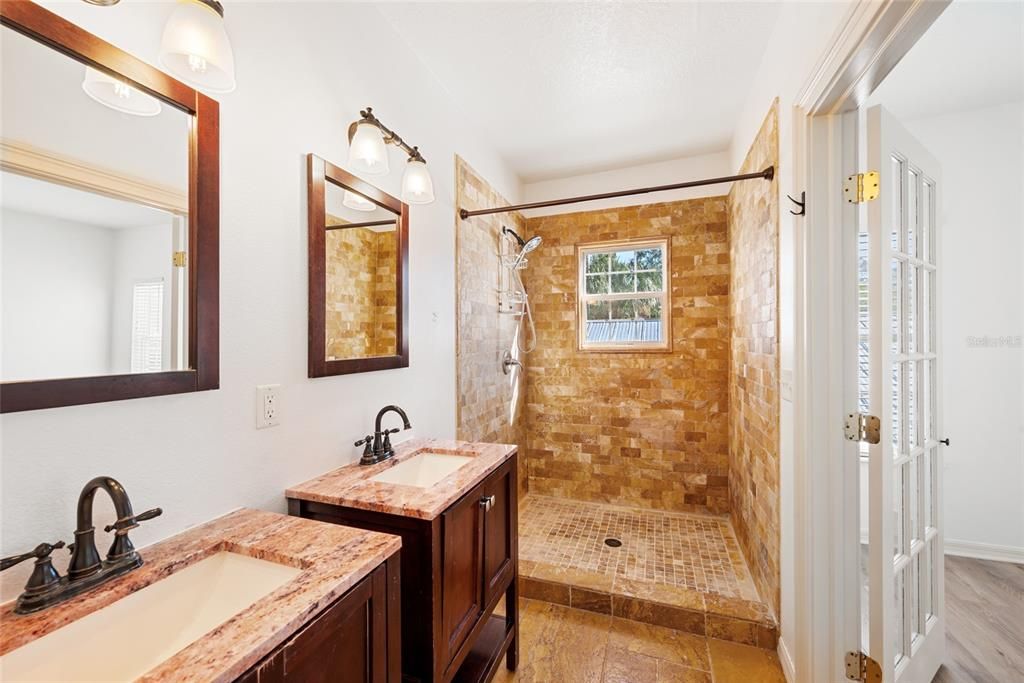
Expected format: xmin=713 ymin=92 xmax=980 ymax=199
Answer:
xmin=343 ymin=190 xmax=376 ymax=212
xmin=401 ymin=159 xmax=435 ymax=204
xmin=82 ymin=67 xmax=162 ymax=116
xmin=159 ymin=0 xmax=236 ymax=93
xmin=348 ymin=122 xmax=389 ymax=176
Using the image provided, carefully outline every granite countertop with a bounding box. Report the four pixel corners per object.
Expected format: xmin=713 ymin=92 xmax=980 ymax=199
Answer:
xmin=286 ymin=438 xmax=517 ymax=520
xmin=0 ymin=508 xmax=401 ymax=682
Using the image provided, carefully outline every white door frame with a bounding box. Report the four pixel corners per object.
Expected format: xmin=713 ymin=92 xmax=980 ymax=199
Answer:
xmin=790 ymin=1 xmax=949 ymax=680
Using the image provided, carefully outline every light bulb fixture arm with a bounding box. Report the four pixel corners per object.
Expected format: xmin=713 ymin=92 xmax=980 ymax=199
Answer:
xmin=348 ymin=107 xmax=426 ymax=163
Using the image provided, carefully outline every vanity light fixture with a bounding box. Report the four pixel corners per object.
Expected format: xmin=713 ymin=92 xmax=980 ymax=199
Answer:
xmin=81 ymin=66 xmax=162 ymax=116
xmin=158 ymin=0 xmax=236 ymax=93
xmin=347 ymin=107 xmax=435 ymax=204
xmin=348 ymin=119 xmax=390 ymax=176
xmin=343 ymin=189 xmax=377 ymax=212
xmin=401 ymin=150 xmax=435 ymax=205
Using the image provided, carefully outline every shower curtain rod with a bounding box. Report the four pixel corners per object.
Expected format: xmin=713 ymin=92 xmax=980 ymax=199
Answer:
xmin=458 ymin=166 xmax=774 ymax=219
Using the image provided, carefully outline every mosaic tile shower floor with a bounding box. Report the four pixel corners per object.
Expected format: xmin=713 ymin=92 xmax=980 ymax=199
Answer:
xmin=520 ymin=495 xmax=759 ymax=602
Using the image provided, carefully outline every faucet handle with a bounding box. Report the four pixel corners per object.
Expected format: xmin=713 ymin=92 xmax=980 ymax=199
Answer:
xmin=354 ymin=434 xmax=374 ymax=448
xmin=104 ymin=507 xmax=162 ymax=534
xmin=1 ymin=541 xmax=65 ymax=571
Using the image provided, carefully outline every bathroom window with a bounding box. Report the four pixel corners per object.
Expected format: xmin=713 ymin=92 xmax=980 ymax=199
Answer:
xmin=577 ymin=237 xmax=671 ymax=351
xmin=130 ymin=279 xmax=164 ymax=373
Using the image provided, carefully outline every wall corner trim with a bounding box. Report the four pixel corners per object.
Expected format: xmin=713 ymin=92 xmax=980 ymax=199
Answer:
xmin=778 ymin=636 xmax=797 ymax=683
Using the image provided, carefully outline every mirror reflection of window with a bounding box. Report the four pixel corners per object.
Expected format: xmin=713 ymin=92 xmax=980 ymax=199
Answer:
xmin=0 ymin=23 xmax=189 ymax=382
xmin=323 ymin=180 xmax=400 ymax=362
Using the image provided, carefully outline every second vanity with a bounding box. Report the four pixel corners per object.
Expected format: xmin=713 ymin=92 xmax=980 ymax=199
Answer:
xmin=287 ymin=439 xmax=519 ymax=683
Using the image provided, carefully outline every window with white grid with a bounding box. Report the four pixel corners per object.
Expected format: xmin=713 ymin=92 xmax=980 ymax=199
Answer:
xmin=130 ymin=279 xmax=164 ymax=373
xmin=577 ymin=238 xmax=670 ymax=351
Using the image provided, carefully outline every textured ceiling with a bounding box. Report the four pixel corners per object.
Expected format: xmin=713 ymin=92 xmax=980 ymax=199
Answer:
xmin=378 ymin=2 xmax=780 ymax=182
xmin=871 ymin=0 xmax=1024 ymax=120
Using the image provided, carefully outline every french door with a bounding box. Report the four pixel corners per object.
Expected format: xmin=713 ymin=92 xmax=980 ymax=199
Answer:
xmin=863 ymin=104 xmax=944 ymax=682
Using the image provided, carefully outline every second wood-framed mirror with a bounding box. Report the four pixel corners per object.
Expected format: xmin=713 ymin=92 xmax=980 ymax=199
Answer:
xmin=307 ymin=154 xmax=409 ymax=377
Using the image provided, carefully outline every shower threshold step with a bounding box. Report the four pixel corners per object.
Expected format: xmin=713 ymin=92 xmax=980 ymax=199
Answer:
xmin=517 ymin=495 xmax=778 ymax=650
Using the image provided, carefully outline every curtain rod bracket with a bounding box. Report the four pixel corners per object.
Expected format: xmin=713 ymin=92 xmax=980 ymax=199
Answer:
xmin=459 ymin=166 xmax=775 ymax=220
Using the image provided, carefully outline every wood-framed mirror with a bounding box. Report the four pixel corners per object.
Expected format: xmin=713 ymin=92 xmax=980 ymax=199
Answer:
xmin=307 ymin=154 xmax=409 ymax=377
xmin=0 ymin=0 xmax=219 ymax=413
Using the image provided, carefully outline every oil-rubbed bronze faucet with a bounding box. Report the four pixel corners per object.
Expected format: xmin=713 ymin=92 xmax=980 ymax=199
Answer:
xmin=355 ymin=405 xmax=412 ymax=465
xmin=0 ymin=476 xmax=161 ymax=614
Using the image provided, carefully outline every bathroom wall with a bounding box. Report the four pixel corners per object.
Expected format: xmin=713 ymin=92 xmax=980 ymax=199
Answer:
xmin=727 ymin=101 xmax=780 ymax=615
xmin=1 ymin=208 xmax=116 ymax=380
xmin=454 ymin=157 xmax=528 ymax=496
xmin=325 ymin=227 xmax=397 ymax=359
xmin=521 ymin=152 xmax=732 ymax=217
xmin=0 ymin=1 xmax=520 ymax=601
xmin=523 ymin=198 xmax=731 ymax=513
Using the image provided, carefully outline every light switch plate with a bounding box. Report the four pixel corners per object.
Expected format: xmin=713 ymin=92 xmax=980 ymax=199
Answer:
xmin=256 ymin=384 xmax=280 ymax=429
xmin=781 ymin=369 xmax=794 ymax=402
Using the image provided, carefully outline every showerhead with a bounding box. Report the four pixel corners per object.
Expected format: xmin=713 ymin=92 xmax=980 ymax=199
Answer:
xmin=511 ymin=235 xmax=542 ymax=269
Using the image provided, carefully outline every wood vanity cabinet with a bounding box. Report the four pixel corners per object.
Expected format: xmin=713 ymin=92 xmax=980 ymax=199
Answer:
xmin=288 ymin=453 xmax=518 ymax=683
xmin=236 ymin=557 xmax=401 ymax=683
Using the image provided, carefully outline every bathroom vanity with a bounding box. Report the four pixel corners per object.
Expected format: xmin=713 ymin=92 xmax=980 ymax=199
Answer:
xmin=0 ymin=510 xmax=401 ymax=682
xmin=287 ymin=439 xmax=518 ymax=683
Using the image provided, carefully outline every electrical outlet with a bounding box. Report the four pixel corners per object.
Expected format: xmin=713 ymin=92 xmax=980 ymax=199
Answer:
xmin=256 ymin=384 xmax=280 ymax=429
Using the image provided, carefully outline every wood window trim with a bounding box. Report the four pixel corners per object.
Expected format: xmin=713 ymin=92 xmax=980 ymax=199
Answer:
xmin=307 ymin=154 xmax=410 ymax=377
xmin=0 ymin=0 xmax=219 ymax=413
xmin=575 ymin=237 xmax=673 ymax=354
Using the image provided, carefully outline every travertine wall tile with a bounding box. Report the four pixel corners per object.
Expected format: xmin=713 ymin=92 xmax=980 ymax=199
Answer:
xmin=728 ymin=100 xmax=781 ymax=617
xmin=522 ymin=198 xmax=731 ymax=514
xmin=455 ymin=156 xmax=528 ymax=497
xmin=325 ymin=225 xmax=397 ymax=359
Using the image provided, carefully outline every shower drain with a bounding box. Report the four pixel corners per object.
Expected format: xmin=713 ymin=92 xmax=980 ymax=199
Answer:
xmin=603 ymin=538 xmax=623 ymax=548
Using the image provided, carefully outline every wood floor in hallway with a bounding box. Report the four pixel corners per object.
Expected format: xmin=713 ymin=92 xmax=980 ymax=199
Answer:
xmin=492 ymin=598 xmax=785 ymax=683
xmin=934 ymin=556 xmax=1024 ymax=683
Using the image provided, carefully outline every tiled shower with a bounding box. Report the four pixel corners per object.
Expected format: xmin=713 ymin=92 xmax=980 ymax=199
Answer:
xmin=455 ymin=101 xmax=781 ymax=648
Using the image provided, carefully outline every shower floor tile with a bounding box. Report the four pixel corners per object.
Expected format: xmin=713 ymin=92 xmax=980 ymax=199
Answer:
xmin=520 ymin=495 xmax=759 ymax=602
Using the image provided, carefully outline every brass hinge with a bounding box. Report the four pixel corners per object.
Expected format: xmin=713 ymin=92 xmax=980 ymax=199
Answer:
xmin=845 ymin=651 xmax=882 ymax=682
xmin=845 ymin=412 xmax=881 ymax=444
xmin=172 ymin=251 xmax=187 ymax=268
xmin=844 ymin=171 xmax=880 ymax=203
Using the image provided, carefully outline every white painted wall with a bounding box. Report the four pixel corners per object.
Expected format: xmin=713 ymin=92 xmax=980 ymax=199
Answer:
xmin=908 ymin=102 xmax=1024 ymax=557
xmin=726 ymin=2 xmax=860 ymax=679
xmin=520 ymin=151 xmax=732 ymax=217
xmin=1 ymin=208 xmax=116 ymax=380
xmin=0 ymin=1 xmax=519 ymax=600
xmin=109 ymin=222 xmax=175 ymax=374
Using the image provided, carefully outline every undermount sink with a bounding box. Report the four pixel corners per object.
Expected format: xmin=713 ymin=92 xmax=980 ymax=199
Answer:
xmin=0 ymin=551 xmax=301 ymax=682
xmin=369 ymin=450 xmax=473 ymax=489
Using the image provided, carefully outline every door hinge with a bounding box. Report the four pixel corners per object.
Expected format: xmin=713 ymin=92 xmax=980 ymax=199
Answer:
xmin=845 ymin=651 xmax=882 ymax=682
xmin=172 ymin=251 xmax=187 ymax=268
xmin=844 ymin=171 xmax=880 ymax=203
xmin=845 ymin=412 xmax=881 ymax=444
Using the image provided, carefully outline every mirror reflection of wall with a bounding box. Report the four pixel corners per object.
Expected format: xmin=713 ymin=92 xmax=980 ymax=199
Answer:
xmin=323 ymin=179 xmax=399 ymax=362
xmin=0 ymin=23 xmax=189 ymax=382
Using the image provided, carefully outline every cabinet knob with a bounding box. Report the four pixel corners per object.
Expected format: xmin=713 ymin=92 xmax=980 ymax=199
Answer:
xmin=479 ymin=495 xmax=495 ymax=511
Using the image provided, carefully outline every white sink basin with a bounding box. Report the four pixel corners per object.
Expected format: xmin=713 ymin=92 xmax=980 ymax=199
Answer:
xmin=370 ymin=451 xmax=473 ymax=489
xmin=0 ymin=551 xmax=301 ymax=682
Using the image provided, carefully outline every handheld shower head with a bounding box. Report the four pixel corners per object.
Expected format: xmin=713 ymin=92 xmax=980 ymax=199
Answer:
xmin=511 ymin=236 xmax=542 ymax=269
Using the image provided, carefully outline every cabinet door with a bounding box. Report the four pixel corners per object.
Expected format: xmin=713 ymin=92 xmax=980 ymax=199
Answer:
xmin=441 ymin=485 xmax=484 ymax=667
xmin=482 ymin=465 xmax=515 ymax=608
xmin=238 ymin=565 xmax=389 ymax=683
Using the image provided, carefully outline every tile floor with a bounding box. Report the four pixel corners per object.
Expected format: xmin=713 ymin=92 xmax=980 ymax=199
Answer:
xmin=520 ymin=495 xmax=759 ymax=601
xmin=493 ymin=598 xmax=786 ymax=683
